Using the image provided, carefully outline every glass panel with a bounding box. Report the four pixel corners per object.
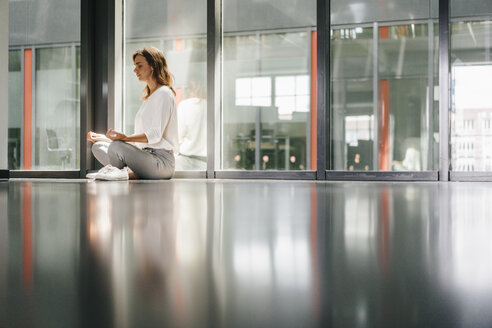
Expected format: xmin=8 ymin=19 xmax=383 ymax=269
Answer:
xmin=8 ymin=50 xmax=22 ymax=170
xmin=451 ymin=20 xmax=492 ymax=171
xmin=223 ymin=0 xmax=316 ymax=170
xmin=379 ymin=24 xmax=436 ymax=171
xmin=451 ymin=0 xmax=492 ymax=18
xmin=332 ymin=0 xmax=438 ymax=25
xmin=331 ymin=27 xmax=375 ymax=170
xmin=124 ymin=0 xmax=207 ymax=171
xmin=330 ymin=23 xmax=438 ymax=171
xmin=35 ymin=47 xmax=80 ymax=169
xmin=8 ymin=0 xmax=81 ymax=170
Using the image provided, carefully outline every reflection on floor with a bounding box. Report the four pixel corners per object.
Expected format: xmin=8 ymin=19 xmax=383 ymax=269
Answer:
xmin=0 ymin=179 xmax=492 ymax=327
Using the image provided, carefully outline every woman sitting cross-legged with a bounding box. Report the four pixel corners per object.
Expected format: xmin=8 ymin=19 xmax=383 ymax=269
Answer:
xmin=87 ymin=46 xmax=178 ymax=180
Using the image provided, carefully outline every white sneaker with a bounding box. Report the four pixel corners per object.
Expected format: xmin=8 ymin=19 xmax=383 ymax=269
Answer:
xmin=86 ymin=172 xmax=98 ymax=179
xmin=86 ymin=165 xmax=113 ymax=179
xmin=94 ymin=165 xmax=129 ymax=181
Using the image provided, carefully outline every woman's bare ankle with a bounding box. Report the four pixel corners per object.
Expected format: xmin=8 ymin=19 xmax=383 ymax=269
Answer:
xmin=124 ymin=167 xmax=139 ymax=180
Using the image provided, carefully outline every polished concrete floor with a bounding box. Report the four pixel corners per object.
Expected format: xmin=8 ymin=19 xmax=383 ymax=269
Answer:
xmin=0 ymin=179 xmax=492 ymax=327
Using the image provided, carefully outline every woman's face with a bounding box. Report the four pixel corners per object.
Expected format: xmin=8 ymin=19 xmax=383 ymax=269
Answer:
xmin=133 ymin=55 xmax=153 ymax=83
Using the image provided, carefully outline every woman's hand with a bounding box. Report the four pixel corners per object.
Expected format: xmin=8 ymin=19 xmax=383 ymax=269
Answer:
xmin=87 ymin=131 xmax=111 ymax=143
xmin=106 ymin=128 xmax=127 ymax=141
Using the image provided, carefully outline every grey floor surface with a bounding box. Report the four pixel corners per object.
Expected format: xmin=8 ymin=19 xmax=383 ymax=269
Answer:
xmin=0 ymin=179 xmax=491 ymax=327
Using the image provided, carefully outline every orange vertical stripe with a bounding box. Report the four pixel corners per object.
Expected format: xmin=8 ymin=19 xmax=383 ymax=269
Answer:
xmin=24 ymin=49 xmax=32 ymax=170
xmin=23 ymin=182 xmax=33 ymax=290
xmin=378 ymin=26 xmax=390 ymax=171
xmin=379 ymin=26 xmax=389 ymax=40
xmin=379 ymin=188 xmax=391 ymax=276
xmin=310 ymin=31 xmax=317 ymax=171
xmin=175 ymin=39 xmax=184 ymax=52
xmin=175 ymin=88 xmax=183 ymax=106
xmin=378 ymin=80 xmax=390 ymax=171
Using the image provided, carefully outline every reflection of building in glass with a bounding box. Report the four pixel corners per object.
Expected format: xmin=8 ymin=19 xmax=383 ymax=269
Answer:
xmin=332 ymin=24 xmax=438 ymax=172
xmin=451 ymin=65 xmax=492 ymax=171
xmin=8 ymin=47 xmax=80 ymax=170
xmin=122 ymin=0 xmax=315 ymax=172
xmin=223 ymin=32 xmax=313 ymax=171
xmin=229 ymin=73 xmax=311 ymax=170
xmin=6 ymin=0 xmax=492 ymax=174
xmin=452 ymin=110 xmax=492 ymax=171
xmin=8 ymin=0 xmax=80 ymax=170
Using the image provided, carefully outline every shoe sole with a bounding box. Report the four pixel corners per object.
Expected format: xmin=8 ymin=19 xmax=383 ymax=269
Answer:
xmin=95 ymin=177 xmax=129 ymax=181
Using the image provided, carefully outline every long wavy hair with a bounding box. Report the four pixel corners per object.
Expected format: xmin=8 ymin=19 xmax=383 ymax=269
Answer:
xmin=133 ymin=47 xmax=176 ymax=99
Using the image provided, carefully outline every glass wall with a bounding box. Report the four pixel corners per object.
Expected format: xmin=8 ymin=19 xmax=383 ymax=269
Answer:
xmin=124 ymin=0 xmax=207 ymax=171
xmin=330 ymin=0 xmax=439 ymax=172
xmin=8 ymin=0 xmax=80 ymax=170
xmin=6 ymin=0 xmax=492 ymax=178
xmin=451 ymin=18 xmax=492 ymax=171
xmin=222 ymin=0 xmax=316 ymax=171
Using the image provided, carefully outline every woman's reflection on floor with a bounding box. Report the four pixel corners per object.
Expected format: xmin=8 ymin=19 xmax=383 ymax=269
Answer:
xmin=86 ymin=181 xmax=208 ymax=327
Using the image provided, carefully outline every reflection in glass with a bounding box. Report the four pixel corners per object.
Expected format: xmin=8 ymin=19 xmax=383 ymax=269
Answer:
xmin=35 ymin=47 xmax=80 ymax=169
xmin=124 ymin=0 xmax=207 ymax=171
xmin=451 ymin=21 xmax=492 ymax=171
xmin=331 ymin=27 xmax=375 ymax=171
xmin=223 ymin=32 xmax=313 ymax=170
xmin=380 ymin=24 xmax=437 ymax=172
xmin=8 ymin=50 xmax=22 ymax=170
xmin=8 ymin=0 xmax=81 ymax=171
xmin=176 ymin=80 xmax=207 ymax=170
xmin=331 ymin=24 xmax=438 ymax=171
xmin=222 ymin=0 xmax=315 ymax=171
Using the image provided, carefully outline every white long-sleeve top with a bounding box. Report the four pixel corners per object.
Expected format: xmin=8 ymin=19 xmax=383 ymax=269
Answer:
xmin=134 ymin=85 xmax=179 ymax=152
xmin=177 ymin=98 xmax=207 ymax=157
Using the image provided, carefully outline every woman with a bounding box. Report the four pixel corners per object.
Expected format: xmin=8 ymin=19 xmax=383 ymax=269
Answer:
xmin=175 ymin=79 xmax=207 ymax=171
xmin=87 ymin=47 xmax=179 ymax=180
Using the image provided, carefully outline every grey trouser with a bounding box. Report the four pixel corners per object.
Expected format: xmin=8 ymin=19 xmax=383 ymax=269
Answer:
xmin=92 ymin=141 xmax=175 ymax=179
